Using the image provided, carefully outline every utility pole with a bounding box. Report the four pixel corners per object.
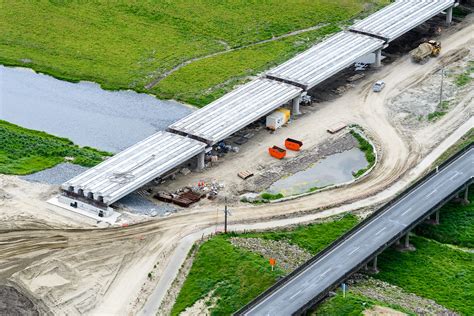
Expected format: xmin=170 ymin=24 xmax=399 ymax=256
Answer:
xmin=439 ymin=67 xmax=444 ymax=107
xmin=224 ymin=197 xmax=228 ymax=234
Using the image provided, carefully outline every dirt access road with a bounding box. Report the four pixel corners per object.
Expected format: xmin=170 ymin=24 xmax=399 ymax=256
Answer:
xmin=0 ymin=21 xmax=473 ymax=315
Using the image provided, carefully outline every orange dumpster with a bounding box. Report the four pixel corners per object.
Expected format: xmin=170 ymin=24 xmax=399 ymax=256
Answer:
xmin=285 ymin=138 xmax=303 ymax=151
xmin=269 ymin=146 xmax=286 ymax=159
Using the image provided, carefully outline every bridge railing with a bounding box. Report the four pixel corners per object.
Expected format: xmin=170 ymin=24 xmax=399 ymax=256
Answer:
xmin=235 ymin=143 xmax=473 ymax=315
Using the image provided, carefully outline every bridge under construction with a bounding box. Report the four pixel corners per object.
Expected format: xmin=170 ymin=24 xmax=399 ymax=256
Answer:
xmin=61 ymin=0 xmax=457 ymax=217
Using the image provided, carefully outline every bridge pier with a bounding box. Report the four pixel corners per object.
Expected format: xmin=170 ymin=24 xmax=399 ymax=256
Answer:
xmin=455 ymin=186 xmax=470 ymax=205
xmin=292 ymin=95 xmax=301 ymax=116
xmin=397 ymin=231 xmax=415 ymax=252
xmin=196 ymin=151 xmax=205 ymax=170
xmin=425 ymin=210 xmax=440 ymax=225
xmin=374 ymin=48 xmax=382 ymax=68
xmin=463 ymin=185 xmax=470 ymax=204
xmin=446 ymin=6 xmax=453 ymax=26
xmin=369 ymin=256 xmax=379 ymax=274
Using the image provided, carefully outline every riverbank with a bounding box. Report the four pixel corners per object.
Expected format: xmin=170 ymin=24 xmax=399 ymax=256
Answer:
xmin=0 ymin=66 xmax=191 ymax=152
xmin=0 ymin=120 xmax=110 ymax=175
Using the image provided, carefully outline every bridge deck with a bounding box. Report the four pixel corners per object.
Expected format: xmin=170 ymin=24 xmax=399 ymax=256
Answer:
xmin=168 ymin=78 xmax=302 ymax=145
xmin=266 ymin=32 xmax=384 ymax=90
xmin=350 ymin=0 xmax=454 ymax=42
xmin=62 ymin=131 xmax=206 ymax=205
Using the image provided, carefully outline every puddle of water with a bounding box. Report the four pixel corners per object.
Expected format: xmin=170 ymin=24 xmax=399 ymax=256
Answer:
xmin=0 ymin=66 xmax=192 ymax=152
xmin=267 ymin=148 xmax=368 ymax=196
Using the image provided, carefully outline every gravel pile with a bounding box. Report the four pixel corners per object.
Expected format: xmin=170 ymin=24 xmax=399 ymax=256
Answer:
xmin=116 ymin=193 xmax=176 ymax=216
xmin=230 ymin=237 xmax=311 ymax=272
xmin=348 ymin=274 xmax=458 ymax=315
xmin=21 ymin=163 xmax=88 ymax=185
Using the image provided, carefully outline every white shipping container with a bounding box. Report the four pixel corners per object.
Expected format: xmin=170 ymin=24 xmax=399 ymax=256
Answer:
xmin=266 ymin=111 xmax=287 ymax=130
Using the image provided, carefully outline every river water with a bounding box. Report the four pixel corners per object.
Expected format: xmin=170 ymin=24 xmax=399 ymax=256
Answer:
xmin=0 ymin=66 xmax=192 ymax=152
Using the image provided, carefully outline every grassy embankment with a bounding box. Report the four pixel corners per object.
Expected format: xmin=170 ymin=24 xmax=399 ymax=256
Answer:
xmin=0 ymin=120 xmax=110 ymax=175
xmin=350 ymin=130 xmax=375 ymax=178
xmin=171 ymin=214 xmax=358 ymax=315
xmin=0 ymin=1 xmax=389 ymax=106
xmin=314 ymin=291 xmax=412 ymax=316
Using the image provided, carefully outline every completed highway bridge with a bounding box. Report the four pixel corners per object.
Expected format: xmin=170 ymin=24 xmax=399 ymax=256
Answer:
xmin=238 ymin=145 xmax=473 ymax=315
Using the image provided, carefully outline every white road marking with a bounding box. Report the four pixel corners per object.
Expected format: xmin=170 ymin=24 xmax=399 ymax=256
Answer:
xmin=348 ymin=247 xmax=360 ymax=256
xmin=426 ymin=189 xmax=437 ymax=198
xmin=289 ymin=289 xmax=302 ymax=300
xmin=375 ymin=227 xmax=386 ymax=236
xmin=320 ymin=268 xmax=332 ymax=277
xmin=401 ymin=207 xmax=412 ymax=216
xmin=449 ymin=172 xmax=459 ymax=180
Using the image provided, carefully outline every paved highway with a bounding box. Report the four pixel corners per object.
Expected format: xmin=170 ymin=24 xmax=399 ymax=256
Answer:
xmin=242 ymin=147 xmax=473 ymax=315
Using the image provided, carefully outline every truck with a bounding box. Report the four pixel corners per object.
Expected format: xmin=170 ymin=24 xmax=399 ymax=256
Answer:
xmin=410 ymin=40 xmax=441 ymax=63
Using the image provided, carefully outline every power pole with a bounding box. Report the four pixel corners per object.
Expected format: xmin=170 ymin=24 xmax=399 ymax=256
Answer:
xmin=224 ymin=197 xmax=228 ymax=234
xmin=439 ymin=67 xmax=444 ymax=107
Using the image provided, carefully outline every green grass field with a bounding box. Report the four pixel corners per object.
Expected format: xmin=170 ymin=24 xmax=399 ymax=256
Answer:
xmin=375 ymin=236 xmax=474 ymax=315
xmin=242 ymin=213 xmax=359 ymax=254
xmin=0 ymin=120 xmax=110 ymax=175
xmin=0 ymin=0 xmax=388 ymax=106
xmin=171 ymin=236 xmax=284 ymax=316
xmin=415 ymin=186 xmax=473 ymax=248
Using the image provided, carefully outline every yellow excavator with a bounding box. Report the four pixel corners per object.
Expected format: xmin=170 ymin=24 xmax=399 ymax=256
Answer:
xmin=410 ymin=40 xmax=441 ymax=63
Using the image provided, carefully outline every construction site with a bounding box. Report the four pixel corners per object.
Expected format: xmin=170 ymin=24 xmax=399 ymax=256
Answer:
xmin=1 ymin=0 xmax=473 ymax=315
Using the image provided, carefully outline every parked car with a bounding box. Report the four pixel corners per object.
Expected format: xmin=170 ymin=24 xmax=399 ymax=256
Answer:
xmin=373 ymin=80 xmax=385 ymax=92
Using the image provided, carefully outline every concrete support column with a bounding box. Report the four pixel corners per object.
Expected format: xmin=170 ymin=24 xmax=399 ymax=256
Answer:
xmin=366 ymin=256 xmax=379 ymax=274
xmin=464 ymin=186 xmax=470 ymax=204
xmin=372 ymin=256 xmax=378 ymax=273
xmin=196 ymin=151 xmax=205 ymax=170
xmin=446 ymin=6 xmax=453 ymax=26
xmin=404 ymin=232 xmax=410 ymax=248
xmin=434 ymin=210 xmax=440 ymax=225
xmin=292 ymin=95 xmax=301 ymax=116
xmin=374 ymin=49 xmax=382 ymax=68
xmin=395 ymin=239 xmax=400 ymax=246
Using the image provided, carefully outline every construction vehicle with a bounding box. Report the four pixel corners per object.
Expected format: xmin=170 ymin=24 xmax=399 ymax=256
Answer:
xmin=410 ymin=40 xmax=441 ymax=63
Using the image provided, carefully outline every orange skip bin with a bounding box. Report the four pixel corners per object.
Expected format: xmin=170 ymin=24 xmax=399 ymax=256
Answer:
xmin=269 ymin=146 xmax=286 ymax=159
xmin=285 ymin=138 xmax=303 ymax=151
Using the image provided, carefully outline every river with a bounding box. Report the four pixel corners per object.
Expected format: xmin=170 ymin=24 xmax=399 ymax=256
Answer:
xmin=0 ymin=66 xmax=192 ymax=152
